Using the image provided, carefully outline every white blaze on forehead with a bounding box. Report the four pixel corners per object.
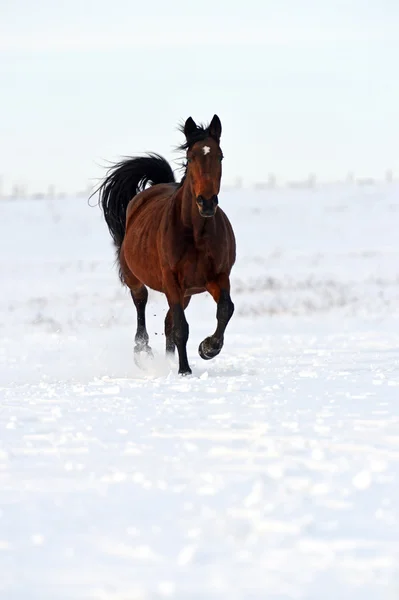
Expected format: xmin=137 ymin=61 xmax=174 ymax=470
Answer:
xmin=202 ymin=145 xmax=211 ymax=155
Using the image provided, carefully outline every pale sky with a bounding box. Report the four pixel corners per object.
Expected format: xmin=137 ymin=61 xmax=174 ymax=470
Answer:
xmin=1 ymin=0 xmax=398 ymax=193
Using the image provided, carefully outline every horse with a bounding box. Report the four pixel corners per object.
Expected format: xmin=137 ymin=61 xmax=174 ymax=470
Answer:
xmin=95 ymin=114 xmax=236 ymax=375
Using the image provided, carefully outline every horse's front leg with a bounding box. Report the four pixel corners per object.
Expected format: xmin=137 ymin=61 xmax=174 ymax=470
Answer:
xmin=164 ymin=296 xmax=191 ymax=357
xmin=199 ymin=274 xmax=235 ymax=360
xmin=164 ymin=272 xmax=192 ymax=376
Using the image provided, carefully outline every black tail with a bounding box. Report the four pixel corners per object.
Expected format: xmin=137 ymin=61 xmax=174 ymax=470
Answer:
xmin=95 ymin=153 xmax=175 ymax=252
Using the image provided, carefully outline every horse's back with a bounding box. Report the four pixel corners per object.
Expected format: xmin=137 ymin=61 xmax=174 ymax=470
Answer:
xmin=125 ymin=183 xmax=177 ymax=223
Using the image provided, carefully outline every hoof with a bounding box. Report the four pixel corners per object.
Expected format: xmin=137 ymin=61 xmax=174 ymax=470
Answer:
xmin=179 ymin=368 xmax=192 ymax=377
xmin=198 ymin=337 xmax=222 ymax=360
xmin=134 ymin=344 xmax=153 ymax=357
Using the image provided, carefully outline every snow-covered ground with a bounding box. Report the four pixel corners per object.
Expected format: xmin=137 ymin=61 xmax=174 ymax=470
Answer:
xmin=1 ymin=183 xmax=399 ymax=599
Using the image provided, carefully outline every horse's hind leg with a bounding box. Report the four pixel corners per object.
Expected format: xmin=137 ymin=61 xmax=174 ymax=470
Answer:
xmin=121 ymin=257 xmax=152 ymax=356
xmin=164 ymin=296 xmax=191 ymax=356
xmin=130 ymin=285 xmax=152 ymax=356
xmin=199 ymin=274 xmax=234 ymax=360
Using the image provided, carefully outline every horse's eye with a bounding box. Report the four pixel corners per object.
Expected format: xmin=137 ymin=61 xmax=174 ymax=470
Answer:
xmin=220 ymin=155 xmax=224 ymax=162
xmin=187 ymin=158 xmax=192 ymax=163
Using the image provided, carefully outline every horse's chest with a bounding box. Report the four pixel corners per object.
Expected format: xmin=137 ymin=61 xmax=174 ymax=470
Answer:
xmin=182 ymin=244 xmax=218 ymax=287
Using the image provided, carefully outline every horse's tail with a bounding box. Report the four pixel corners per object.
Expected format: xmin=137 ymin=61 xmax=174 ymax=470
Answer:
xmin=95 ymin=153 xmax=176 ymax=252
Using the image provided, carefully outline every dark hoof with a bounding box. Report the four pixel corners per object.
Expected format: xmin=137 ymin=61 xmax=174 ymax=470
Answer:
xmin=134 ymin=344 xmax=153 ymax=356
xmin=198 ymin=337 xmax=223 ymax=360
xmin=179 ymin=368 xmax=192 ymax=377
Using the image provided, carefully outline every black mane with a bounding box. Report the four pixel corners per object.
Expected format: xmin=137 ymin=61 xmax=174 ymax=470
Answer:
xmin=176 ymin=121 xmax=218 ymax=152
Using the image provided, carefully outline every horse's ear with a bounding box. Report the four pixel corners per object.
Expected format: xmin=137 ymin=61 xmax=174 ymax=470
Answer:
xmin=209 ymin=114 xmax=222 ymax=141
xmin=184 ymin=117 xmax=198 ymax=139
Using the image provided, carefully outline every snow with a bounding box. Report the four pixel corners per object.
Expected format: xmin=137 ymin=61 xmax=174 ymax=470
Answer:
xmin=1 ymin=183 xmax=399 ymax=599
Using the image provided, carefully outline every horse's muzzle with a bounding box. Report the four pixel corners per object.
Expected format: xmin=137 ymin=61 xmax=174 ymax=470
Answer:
xmin=196 ymin=195 xmax=218 ymax=217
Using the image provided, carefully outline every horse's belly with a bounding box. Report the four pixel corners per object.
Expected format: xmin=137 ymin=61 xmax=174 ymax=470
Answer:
xmin=185 ymin=287 xmax=206 ymax=296
xmin=130 ymin=262 xmax=163 ymax=292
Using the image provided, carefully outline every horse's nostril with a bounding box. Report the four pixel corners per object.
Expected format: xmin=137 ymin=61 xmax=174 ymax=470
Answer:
xmin=197 ymin=196 xmax=204 ymax=206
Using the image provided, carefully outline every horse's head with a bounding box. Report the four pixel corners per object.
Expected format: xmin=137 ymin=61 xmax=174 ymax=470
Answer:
xmin=183 ymin=115 xmax=223 ymax=218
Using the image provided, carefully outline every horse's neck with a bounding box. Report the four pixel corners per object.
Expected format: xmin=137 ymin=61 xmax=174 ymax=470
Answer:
xmin=179 ymin=183 xmax=213 ymax=242
xmin=179 ymin=182 xmax=193 ymax=225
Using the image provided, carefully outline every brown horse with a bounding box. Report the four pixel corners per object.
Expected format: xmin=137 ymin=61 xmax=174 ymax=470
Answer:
xmin=96 ymin=115 xmax=236 ymax=375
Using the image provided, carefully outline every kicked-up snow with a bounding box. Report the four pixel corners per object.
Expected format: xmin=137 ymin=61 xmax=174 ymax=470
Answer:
xmin=0 ymin=183 xmax=399 ymax=599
